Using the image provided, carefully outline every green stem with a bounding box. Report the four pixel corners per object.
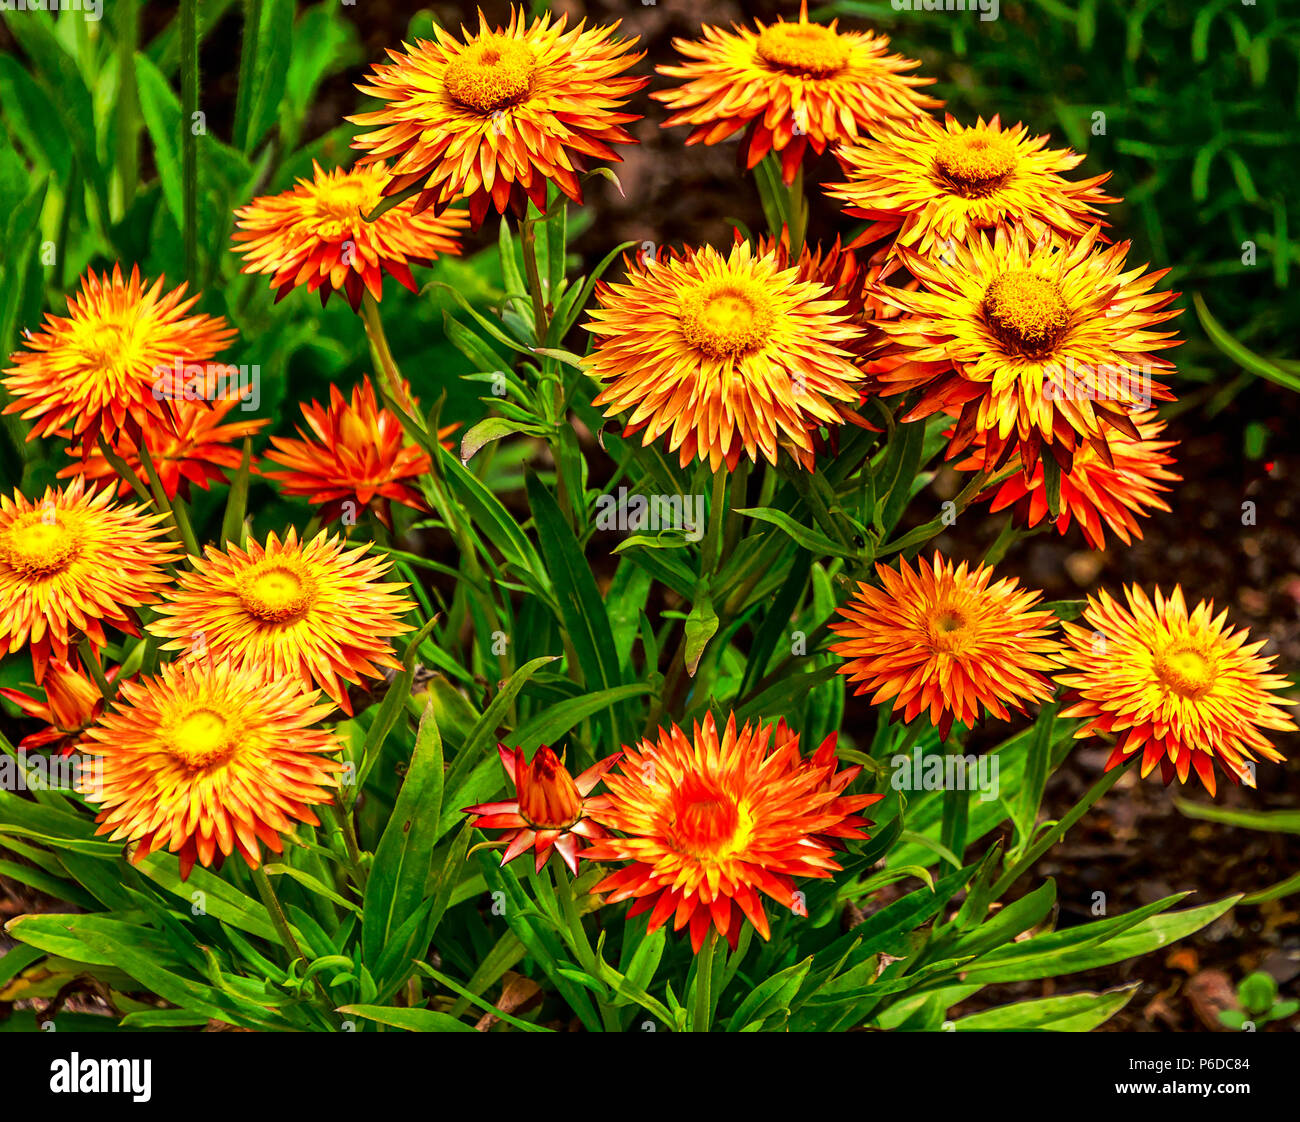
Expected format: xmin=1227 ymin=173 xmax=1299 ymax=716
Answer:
xmin=700 ymin=469 xmax=728 ymax=576
xmin=692 ymin=932 xmax=716 ymax=1033
xmin=990 ymin=761 xmax=1131 ymax=900
xmin=519 ymin=216 xmax=549 ymax=344
xmin=139 ymin=444 xmax=200 ymax=558
xmin=77 ymin=638 xmax=117 ymax=704
xmin=180 ymin=0 xmax=199 ymax=290
xmin=939 ymin=735 xmax=971 ymax=861
xmin=326 ymin=803 xmax=367 ymax=892
xmin=250 ymin=863 xmax=333 ymax=1006
xmin=96 ymin=435 xmax=153 ymax=506
xmin=114 ymin=0 xmax=140 ymax=217
xmin=360 ymin=292 xmax=416 ymax=417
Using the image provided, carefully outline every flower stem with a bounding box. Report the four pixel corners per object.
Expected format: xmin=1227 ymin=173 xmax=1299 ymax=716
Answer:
xmin=95 ymin=435 xmax=152 ymax=506
xmin=519 ymin=216 xmax=549 ymax=344
xmin=360 ymin=292 xmax=416 ymax=416
xmin=692 ymin=931 xmax=716 ymax=1033
xmin=249 ymin=862 xmax=333 ymax=1006
xmin=138 ymin=444 xmax=200 ymax=559
xmin=77 ymin=638 xmax=117 ymax=705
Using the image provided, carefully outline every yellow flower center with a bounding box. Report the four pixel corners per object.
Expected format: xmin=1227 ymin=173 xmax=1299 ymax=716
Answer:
xmin=311 ymin=176 xmax=377 ymax=224
xmin=1155 ymin=646 xmax=1213 ymax=699
xmin=928 ymin=605 xmax=972 ymax=654
xmin=168 ymin=707 xmax=236 ymax=768
xmin=667 ymin=775 xmax=754 ymax=861
xmin=444 ymin=37 xmax=536 ymax=115
xmin=238 ymin=562 xmax=315 ymax=624
xmin=982 ymin=271 xmax=1071 ymax=354
xmin=0 ymin=513 xmax=82 ymax=577
xmin=933 ymin=133 xmax=1017 ymax=198
xmin=73 ymin=318 xmax=144 ymax=389
xmin=756 ymin=22 xmax=850 ymax=77
xmin=680 ymin=280 xmax=776 ymax=359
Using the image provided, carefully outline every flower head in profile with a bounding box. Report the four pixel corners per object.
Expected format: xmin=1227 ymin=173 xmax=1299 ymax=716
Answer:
xmin=655 ymin=9 xmax=939 ymax=184
xmin=80 ymin=660 xmax=343 ymax=880
xmin=59 ymin=396 xmax=267 ymax=502
xmin=830 ymin=552 xmax=1062 ymax=740
xmin=826 ymin=114 xmax=1116 ymax=255
xmin=463 ymin=745 xmax=621 ymax=874
xmin=1056 ymin=586 xmax=1296 ymax=795
xmin=953 ymin=409 xmax=1180 ymax=550
xmin=0 ymin=658 xmax=120 ymax=754
xmin=232 ymin=161 xmax=469 ymax=310
xmin=584 ymin=240 xmax=867 ymax=471
xmin=261 ymin=375 xmax=439 ymax=528
xmin=2 ymin=264 xmax=235 ymax=454
xmin=350 ymin=7 xmax=646 ymax=225
xmin=147 ymin=528 xmax=415 ymax=715
xmin=583 ymin=713 xmax=876 ymax=952
xmin=869 ymin=224 xmax=1181 ymax=473
xmin=0 ymin=478 xmax=177 ymax=681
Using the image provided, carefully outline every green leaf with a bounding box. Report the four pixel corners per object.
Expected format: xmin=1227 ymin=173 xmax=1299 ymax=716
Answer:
xmin=734 ymin=507 xmax=849 ymax=557
xmin=362 ymin=701 xmax=444 ymax=966
xmin=337 ymin=1004 xmax=475 ymax=1032
xmin=729 ymin=956 xmax=813 ymax=1031
xmin=525 ymin=474 xmax=627 ymax=743
xmin=961 ymin=895 xmax=1240 ymax=984
xmin=683 ymin=592 xmax=719 ymax=678
xmin=951 ymin=987 xmax=1136 ymax=1031
xmin=509 ymin=682 xmax=651 ymax=751
xmin=1193 ymin=293 xmax=1300 ymax=393
xmin=1174 ymin=799 xmax=1300 ymax=834
xmin=459 ymin=417 xmax=545 ymax=463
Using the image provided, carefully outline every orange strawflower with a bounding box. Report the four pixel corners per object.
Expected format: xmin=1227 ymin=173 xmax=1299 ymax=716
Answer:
xmin=261 ymin=375 xmax=434 ymax=527
xmin=1056 ymin=586 xmax=1296 ymax=795
xmin=58 ymin=396 xmax=266 ymax=502
xmin=868 ymin=224 xmax=1181 ymax=474
xmin=0 ymin=658 xmax=120 ymax=754
xmin=80 ymin=659 xmax=343 ymax=880
xmin=232 ymin=161 xmax=469 ymax=310
xmin=0 ymin=478 xmax=178 ymax=682
xmin=584 ymin=240 xmax=867 ymax=471
xmin=463 ymin=745 xmax=621 ymax=874
xmin=147 ymin=528 xmax=415 ymax=715
xmin=2 ymin=264 xmax=235 ymax=454
xmin=350 ymin=7 xmax=646 ymax=225
xmin=583 ymin=713 xmax=876 ymax=952
xmin=830 ymin=552 xmax=1063 ymax=740
xmin=826 ymin=114 xmax=1116 ymax=255
xmin=655 ymin=9 xmax=939 ymax=184
xmin=953 ymin=409 xmax=1180 ymax=549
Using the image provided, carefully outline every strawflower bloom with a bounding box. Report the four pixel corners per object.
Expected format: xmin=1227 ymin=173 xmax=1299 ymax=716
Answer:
xmin=0 ymin=477 xmax=178 ymax=682
xmin=232 ymin=161 xmax=469 ymax=310
xmin=584 ymin=240 xmax=867 ymax=471
xmin=463 ymin=744 xmax=621 ymax=874
xmin=583 ymin=713 xmax=876 ymax=952
xmin=147 ymin=528 xmax=415 ymax=715
xmin=2 ymin=264 xmax=235 ymax=454
xmin=655 ymin=8 xmax=939 ymax=184
xmin=831 ymin=552 xmax=1062 ymax=740
xmin=1056 ymin=586 xmax=1296 ymax=795
xmin=58 ymin=396 xmax=267 ymax=502
xmin=953 ymin=409 xmax=1180 ymax=549
xmin=0 ymin=658 xmax=120 ymax=754
xmin=868 ymin=224 xmax=1181 ymax=473
xmin=261 ymin=375 xmax=435 ymax=527
xmin=826 ymin=114 xmax=1116 ymax=255
xmin=80 ymin=659 xmax=343 ymax=880
xmin=351 ymin=7 xmax=646 ymax=225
